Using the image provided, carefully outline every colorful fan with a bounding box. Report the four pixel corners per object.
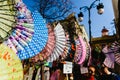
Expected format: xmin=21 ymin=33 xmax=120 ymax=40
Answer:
xmin=0 ymin=0 xmax=17 ymax=43
xmin=4 ymin=1 xmax=48 ymax=60
xmin=47 ymin=23 xmax=66 ymax=62
xmin=0 ymin=43 xmax=23 ymax=80
xmin=31 ymin=23 xmax=55 ymax=62
xmin=74 ymin=36 xmax=86 ymax=64
xmin=4 ymin=1 xmax=34 ymax=53
xmin=17 ymin=10 xmax=48 ymax=60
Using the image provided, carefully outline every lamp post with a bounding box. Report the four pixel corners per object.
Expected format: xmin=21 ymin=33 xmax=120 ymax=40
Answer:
xmin=78 ymin=0 xmax=104 ymax=45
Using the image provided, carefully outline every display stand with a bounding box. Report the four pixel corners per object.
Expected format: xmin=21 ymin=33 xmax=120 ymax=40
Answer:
xmin=66 ymin=74 xmax=69 ymax=80
xmin=63 ymin=61 xmax=73 ymax=80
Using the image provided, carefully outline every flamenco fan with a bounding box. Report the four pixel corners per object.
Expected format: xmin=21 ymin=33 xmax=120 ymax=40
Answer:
xmin=47 ymin=23 xmax=66 ymax=62
xmin=3 ymin=0 xmax=48 ymax=60
xmin=74 ymin=36 xmax=86 ymax=65
xmin=0 ymin=43 xmax=23 ymax=80
xmin=31 ymin=23 xmax=55 ymax=62
xmin=60 ymin=32 xmax=71 ymax=60
xmin=0 ymin=0 xmax=16 ymax=43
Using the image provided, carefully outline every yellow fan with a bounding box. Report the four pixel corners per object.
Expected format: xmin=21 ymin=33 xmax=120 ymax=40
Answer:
xmin=0 ymin=43 xmax=23 ymax=80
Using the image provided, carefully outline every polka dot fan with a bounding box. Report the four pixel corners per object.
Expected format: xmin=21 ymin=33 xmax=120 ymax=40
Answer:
xmin=17 ymin=10 xmax=48 ymax=60
xmin=31 ymin=23 xmax=55 ymax=62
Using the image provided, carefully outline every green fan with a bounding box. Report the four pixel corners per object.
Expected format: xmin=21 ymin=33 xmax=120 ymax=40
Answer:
xmin=0 ymin=0 xmax=16 ymax=43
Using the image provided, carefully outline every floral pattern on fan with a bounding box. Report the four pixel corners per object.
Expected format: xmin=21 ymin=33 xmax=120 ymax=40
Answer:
xmin=74 ymin=36 xmax=86 ymax=64
xmin=4 ymin=1 xmax=34 ymax=53
xmin=17 ymin=11 xmax=48 ymax=60
xmin=4 ymin=0 xmax=48 ymax=60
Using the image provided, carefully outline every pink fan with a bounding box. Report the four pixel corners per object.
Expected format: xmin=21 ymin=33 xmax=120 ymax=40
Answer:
xmin=74 ymin=36 xmax=86 ymax=64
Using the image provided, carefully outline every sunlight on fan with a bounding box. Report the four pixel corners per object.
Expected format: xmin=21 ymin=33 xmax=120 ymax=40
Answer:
xmin=0 ymin=43 xmax=23 ymax=80
xmin=31 ymin=23 xmax=55 ymax=62
xmin=4 ymin=1 xmax=34 ymax=53
xmin=17 ymin=10 xmax=48 ymax=60
xmin=47 ymin=23 xmax=66 ymax=62
xmin=3 ymin=0 xmax=48 ymax=60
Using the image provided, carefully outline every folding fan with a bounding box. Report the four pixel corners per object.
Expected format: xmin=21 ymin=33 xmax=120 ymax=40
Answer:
xmin=60 ymin=32 xmax=71 ymax=60
xmin=103 ymin=41 xmax=120 ymax=68
xmin=4 ymin=0 xmax=48 ymax=60
xmin=113 ymin=41 xmax=120 ymax=65
xmin=47 ymin=23 xmax=66 ymax=62
xmin=85 ymin=41 xmax=91 ymax=66
xmin=115 ymin=53 xmax=120 ymax=65
xmin=0 ymin=43 xmax=23 ymax=80
xmin=4 ymin=1 xmax=34 ymax=53
xmin=31 ymin=23 xmax=55 ymax=62
xmin=17 ymin=10 xmax=48 ymax=60
xmin=0 ymin=0 xmax=17 ymax=43
xmin=74 ymin=36 xmax=86 ymax=65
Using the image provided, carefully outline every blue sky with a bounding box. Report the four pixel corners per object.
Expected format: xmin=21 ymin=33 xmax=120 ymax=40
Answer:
xmin=71 ymin=0 xmax=115 ymax=37
xmin=23 ymin=0 xmax=115 ymax=38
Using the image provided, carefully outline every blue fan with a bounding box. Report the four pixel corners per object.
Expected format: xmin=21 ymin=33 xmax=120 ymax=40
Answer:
xmin=17 ymin=11 xmax=48 ymax=60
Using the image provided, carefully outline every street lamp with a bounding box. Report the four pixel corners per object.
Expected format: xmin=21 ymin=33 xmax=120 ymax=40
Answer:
xmin=78 ymin=0 xmax=104 ymax=45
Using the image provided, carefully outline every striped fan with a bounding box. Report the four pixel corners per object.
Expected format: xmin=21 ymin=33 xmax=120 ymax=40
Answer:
xmin=47 ymin=23 xmax=66 ymax=62
xmin=115 ymin=53 xmax=120 ymax=65
xmin=0 ymin=0 xmax=17 ymax=43
xmin=4 ymin=1 xmax=34 ymax=53
xmin=60 ymin=32 xmax=71 ymax=60
xmin=103 ymin=41 xmax=120 ymax=68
